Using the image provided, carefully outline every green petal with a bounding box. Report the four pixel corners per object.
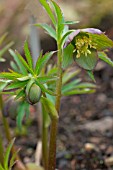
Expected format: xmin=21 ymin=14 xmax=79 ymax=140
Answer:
xmin=74 ymin=50 xmax=98 ymax=70
xmin=89 ymin=33 xmax=113 ymax=50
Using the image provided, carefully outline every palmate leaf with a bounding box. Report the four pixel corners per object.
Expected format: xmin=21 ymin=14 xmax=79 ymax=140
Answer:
xmin=98 ymin=51 xmax=113 ymax=67
xmin=15 ymin=51 xmax=34 ymax=74
xmin=35 ymin=23 xmax=57 ymax=40
xmin=39 ymin=0 xmax=56 ymax=26
xmin=9 ymin=49 xmax=27 ymax=75
xmin=74 ymin=50 xmax=98 ymax=70
xmin=35 ymin=51 xmax=55 ymax=75
xmin=24 ymin=40 xmax=33 ymax=69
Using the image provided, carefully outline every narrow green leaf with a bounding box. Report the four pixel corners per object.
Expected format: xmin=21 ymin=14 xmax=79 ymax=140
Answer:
xmin=35 ymin=80 xmax=56 ymax=96
xmin=37 ymin=76 xmax=58 ymax=84
xmin=62 ymin=69 xmax=81 ymax=85
xmin=51 ymin=0 xmax=64 ymax=39
xmin=87 ymin=70 xmax=96 ymax=82
xmin=62 ymin=44 xmax=74 ymax=68
xmin=51 ymin=0 xmax=64 ymax=24
xmin=24 ymin=40 xmax=33 ymax=68
xmin=47 ymin=66 xmax=58 ymax=76
xmin=10 ymin=61 xmax=19 ymax=73
xmin=17 ymin=103 xmax=25 ymax=130
xmin=35 ymin=51 xmax=55 ymax=75
xmin=35 ymin=23 xmax=57 ymax=40
xmin=0 ymin=81 xmax=9 ymax=92
xmin=41 ymin=97 xmax=58 ymax=120
xmin=6 ymin=81 xmax=27 ymax=90
xmin=34 ymin=51 xmax=43 ymax=75
xmin=4 ymin=138 xmax=15 ymax=170
xmin=74 ymin=82 xmax=96 ymax=89
xmin=9 ymin=49 xmax=27 ymax=75
xmin=98 ymin=51 xmax=113 ymax=67
xmin=42 ymin=104 xmax=51 ymax=128
xmin=63 ymin=21 xmax=79 ymax=25
xmin=0 ymin=164 xmax=4 ymax=170
xmin=63 ymin=88 xmax=95 ymax=96
xmin=9 ymin=69 xmax=24 ymax=78
xmin=17 ymin=76 xmax=30 ymax=81
xmin=15 ymin=51 xmax=34 ymax=74
xmin=0 ymin=32 xmax=8 ymax=45
xmin=39 ymin=0 xmax=56 ymax=26
xmin=0 ymin=41 xmax=14 ymax=58
xmin=9 ymin=149 xmax=19 ymax=170
xmin=0 ymin=72 xmax=21 ymax=80
xmin=15 ymin=89 xmax=25 ymax=100
xmin=0 ymin=91 xmax=15 ymax=95
xmin=62 ymin=79 xmax=81 ymax=93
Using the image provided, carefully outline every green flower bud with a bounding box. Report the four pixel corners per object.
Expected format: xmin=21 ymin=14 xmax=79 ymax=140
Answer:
xmin=26 ymin=83 xmax=41 ymax=105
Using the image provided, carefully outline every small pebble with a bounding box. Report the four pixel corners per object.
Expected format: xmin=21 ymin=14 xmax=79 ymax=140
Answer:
xmin=84 ymin=143 xmax=99 ymax=152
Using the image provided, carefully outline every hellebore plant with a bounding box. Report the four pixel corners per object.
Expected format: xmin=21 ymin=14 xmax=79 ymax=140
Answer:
xmin=0 ymin=0 xmax=113 ymax=170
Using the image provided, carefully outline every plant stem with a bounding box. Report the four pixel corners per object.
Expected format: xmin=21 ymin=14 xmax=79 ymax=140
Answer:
xmin=42 ymin=106 xmax=49 ymax=170
xmin=48 ymin=46 xmax=62 ymax=170
xmin=42 ymin=125 xmax=48 ymax=169
xmin=0 ymin=133 xmax=4 ymax=166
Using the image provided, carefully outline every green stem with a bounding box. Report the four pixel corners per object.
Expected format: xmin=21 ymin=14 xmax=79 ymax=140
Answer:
xmin=42 ymin=106 xmax=49 ymax=170
xmin=0 ymin=133 xmax=4 ymax=166
xmin=42 ymin=126 xmax=48 ymax=169
xmin=48 ymin=45 xmax=62 ymax=170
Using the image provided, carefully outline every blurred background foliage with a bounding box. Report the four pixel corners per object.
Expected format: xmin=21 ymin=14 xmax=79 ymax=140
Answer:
xmin=0 ymin=0 xmax=113 ymax=63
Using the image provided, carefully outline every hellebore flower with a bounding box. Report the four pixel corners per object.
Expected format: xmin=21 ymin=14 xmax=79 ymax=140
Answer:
xmin=63 ymin=28 xmax=113 ymax=71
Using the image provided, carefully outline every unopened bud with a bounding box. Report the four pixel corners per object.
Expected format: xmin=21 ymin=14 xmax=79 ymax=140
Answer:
xmin=26 ymin=83 xmax=41 ymax=105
